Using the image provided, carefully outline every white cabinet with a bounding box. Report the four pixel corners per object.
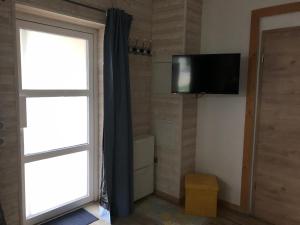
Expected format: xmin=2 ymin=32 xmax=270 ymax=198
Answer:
xmin=133 ymin=135 xmax=154 ymax=201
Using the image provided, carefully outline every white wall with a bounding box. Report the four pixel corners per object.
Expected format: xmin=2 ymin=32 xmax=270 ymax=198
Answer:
xmin=196 ymin=0 xmax=299 ymax=205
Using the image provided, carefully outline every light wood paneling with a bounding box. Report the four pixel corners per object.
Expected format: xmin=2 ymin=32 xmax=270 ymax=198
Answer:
xmin=130 ymin=54 xmax=152 ymax=136
xmin=16 ymin=0 xmax=109 ymax=23
xmin=179 ymin=0 xmax=201 ymax=196
xmin=151 ymin=0 xmax=201 ymax=200
xmin=180 ymin=95 xmax=197 ymax=196
xmin=152 ymin=94 xmax=182 ymax=198
xmin=253 ymin=27 xmax=300 ymax=225
xmin=184 ymin=0 xmax=202 ymax=54
xmin=0 ymin=0 xmax=20 ymax=225
xmin=152 ymin=0 xmax=185 ymax=58
xmin=151 ymin=0 xmax=184 ymax=193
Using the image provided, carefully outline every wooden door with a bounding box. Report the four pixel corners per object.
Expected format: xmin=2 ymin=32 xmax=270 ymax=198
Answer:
xmin=253 ymin=27 xmax=300 ymax=225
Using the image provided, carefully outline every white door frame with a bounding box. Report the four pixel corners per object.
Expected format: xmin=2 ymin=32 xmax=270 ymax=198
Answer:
xmin=15 ymin=11 xmax=101 ymax=225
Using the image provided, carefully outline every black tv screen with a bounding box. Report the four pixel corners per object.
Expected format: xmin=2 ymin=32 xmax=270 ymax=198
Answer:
xmin=171 ymin=54 xmax=240 ymax=94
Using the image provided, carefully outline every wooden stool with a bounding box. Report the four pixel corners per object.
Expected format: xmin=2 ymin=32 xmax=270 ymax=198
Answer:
xmin=185 ymin=173 xmax=219 ymax=217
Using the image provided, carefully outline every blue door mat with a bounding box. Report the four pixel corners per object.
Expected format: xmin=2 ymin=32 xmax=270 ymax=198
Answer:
xmin=42 ymin=208 xmax=99 ymax=225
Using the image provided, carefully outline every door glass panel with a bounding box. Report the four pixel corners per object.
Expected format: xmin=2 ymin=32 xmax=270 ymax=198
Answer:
xmin=20 ymin=29 xmax=88 ymax=90
xmin=24 ymin=97 xmax=88 ymax=155
xmin=25 ymin=151 xmax=88 ymax=218
xmin=18 ymin=19 xmax=95 ymax=224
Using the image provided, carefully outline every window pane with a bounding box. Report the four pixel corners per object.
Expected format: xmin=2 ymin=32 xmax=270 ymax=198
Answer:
xmin=20 ymin=29 xmax=88 ymax=90
xmin=24 ymin=97 xmax=88 ymax=155
xmin=25 ymin=151 xmax=88 ymax=218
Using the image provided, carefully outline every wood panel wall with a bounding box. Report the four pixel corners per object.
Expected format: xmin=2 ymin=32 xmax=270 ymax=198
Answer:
xmin=152 ymin=94 xmax=182 ymax=198
xmin=0 ymin=1 xmax=20 ymax=224
xmin=117 ymin=0 xmax=153 ymax=137
xmin=0 ymin=0 xmax=152 ymax=224
xmin=180 ymin=95 xmax=198 ymax=195
xmin=152 ymin=0 xmax=202 ymax=201
xmin=180 ymin=0 xmax=202 ymax=196
xmin=184 ymin=0 xmax=202 ymax=54
xmin=152 ymin=0 xmax=185 ymax=57
xmin=152 ymin=0 xmax=185 ymax=200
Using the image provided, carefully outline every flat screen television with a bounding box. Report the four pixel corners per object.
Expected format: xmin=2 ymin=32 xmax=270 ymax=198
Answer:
xmin=171 ymin=54 xmax=240 ymax=94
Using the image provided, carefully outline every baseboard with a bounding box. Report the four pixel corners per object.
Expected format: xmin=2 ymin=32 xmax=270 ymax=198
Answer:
xmin=155 ymin=192 xmax=249 ymax=215
xmin=218 ymin=200 xmax=249 ymax=215
xmin=155 ymin=191 xmax=183 ymax=205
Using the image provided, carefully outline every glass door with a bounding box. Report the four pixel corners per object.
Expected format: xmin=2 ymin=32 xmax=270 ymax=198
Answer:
xmin=16 ymin=18 xmax=96 ymax=225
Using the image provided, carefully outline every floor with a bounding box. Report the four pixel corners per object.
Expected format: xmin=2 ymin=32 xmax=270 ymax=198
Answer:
xmin=85 ymin=196 xmax=271 ymax=225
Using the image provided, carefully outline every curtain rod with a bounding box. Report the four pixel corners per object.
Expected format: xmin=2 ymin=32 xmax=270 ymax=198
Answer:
xmin=63 ymin=0 xmax=107 ymax=14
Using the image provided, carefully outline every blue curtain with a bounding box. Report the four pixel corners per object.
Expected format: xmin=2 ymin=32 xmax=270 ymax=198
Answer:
xmin=100 ymin=8 xmax=133 ymax=220
xmin=0 ymin=204 xmax=6 ymax=225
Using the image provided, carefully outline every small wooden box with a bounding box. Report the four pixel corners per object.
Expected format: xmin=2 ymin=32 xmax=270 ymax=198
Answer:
xmin=185 ymin=173 xmax=219 ymax=217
